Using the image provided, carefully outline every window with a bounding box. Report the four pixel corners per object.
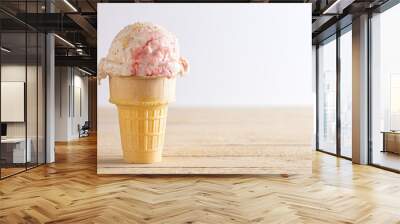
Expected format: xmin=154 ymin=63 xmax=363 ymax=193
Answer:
xmin=317 ymin=36 xmax=337 ymax=154
xmin=370 ymin=3 xmax=400 ymax=171
xmin=339 ymin=29 xmax=352 ymax=158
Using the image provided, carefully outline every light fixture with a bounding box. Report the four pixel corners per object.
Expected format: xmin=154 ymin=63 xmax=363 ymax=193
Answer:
xmin=54 ymin=34 xmax=75 ymax=48
xmin=322 ymin=0 xmax=354 ymax=15
xmin=63 ymin=0 xmax=78 ymax=12
xmin=78 ymin=67 xmax=93 ymax=76
xmin=76 ymin=48 xmax=86 ymax=55
xmin=1 ymin=47 xmax=11 ymax=53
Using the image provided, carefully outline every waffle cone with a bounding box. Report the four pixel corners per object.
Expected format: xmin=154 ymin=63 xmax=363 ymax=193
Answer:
xmin=109 ymin=76 xmax=176 ymax=163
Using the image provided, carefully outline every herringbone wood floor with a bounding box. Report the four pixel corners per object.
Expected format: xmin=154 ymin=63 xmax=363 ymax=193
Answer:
xmin=1 ymin=135 xmax=400 ymax=224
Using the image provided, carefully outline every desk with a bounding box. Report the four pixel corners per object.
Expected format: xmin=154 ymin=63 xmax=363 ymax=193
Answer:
xmin=382 ymin=131 xmax=400 ymax=154
xmin=1 ymin=138 xmax=31 ymax=163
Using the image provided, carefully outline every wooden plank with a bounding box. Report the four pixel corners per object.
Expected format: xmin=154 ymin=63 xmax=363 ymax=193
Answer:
xmin=97 ymin=107 xmax=313 ymax=174
xmin=98 ymin=156 xmax=311 ymax=174
xmin=98 ymin=165 xmax=311 ymax=175
xmin=99 ymin=144 xmax=311 ymax=157
xmin=99 ymin=156 xmax=310 ymax=167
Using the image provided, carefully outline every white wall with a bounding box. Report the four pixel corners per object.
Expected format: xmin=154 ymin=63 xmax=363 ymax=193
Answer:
xmin=1 ymin=65 xmax=26 ymax=139
xmin=55 ymin=67 xmax=89 ymax=141
xmin=98 ymin=3 xmax=312 ymax=107
xmin=71 ymin=73 xmax=89 ymax=138
xmin=1 ymin=65 xmax=39 ymax=138
xmin=55 ymin=67 xmax=69 ymax=141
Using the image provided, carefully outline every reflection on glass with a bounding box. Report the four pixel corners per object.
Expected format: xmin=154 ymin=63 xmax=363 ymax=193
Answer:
xmin=371 ymin=4 xmax=400 ymax=171
xmin=318 ymin=37 xmax=337 ymax=154
xmin=340 ymin=30 xmax=352 ymax=158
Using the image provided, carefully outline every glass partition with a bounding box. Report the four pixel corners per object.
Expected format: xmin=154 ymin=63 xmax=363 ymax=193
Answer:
xmin=27 ymin=31 xmax=38 ymax=169
xmin=0 ymin=1 xmax=46 ymax=179
xmin=1 ymin=31 xmax=28 ymax=178
xmin=317 ymin=36 xmax=337 ymax=154
xmin=26 ymin=0 xmax=44 ymax=169
xmin=38 ymin=32 xmax=45 ymax=165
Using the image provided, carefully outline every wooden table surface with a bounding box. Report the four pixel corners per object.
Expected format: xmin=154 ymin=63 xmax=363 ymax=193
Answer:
xmin=98 ymin=107 xmax=313 ymax=174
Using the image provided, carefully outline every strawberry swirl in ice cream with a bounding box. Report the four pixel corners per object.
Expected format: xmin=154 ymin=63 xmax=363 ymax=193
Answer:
xmin=98 ymin=22 xmax=189 ymax=79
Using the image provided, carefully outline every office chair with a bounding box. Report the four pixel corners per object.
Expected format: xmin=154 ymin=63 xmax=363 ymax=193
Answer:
xmin=79 ymin=121 xmax=90 ymax=138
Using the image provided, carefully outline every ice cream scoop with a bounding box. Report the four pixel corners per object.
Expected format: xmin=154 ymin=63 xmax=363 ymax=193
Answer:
xmin=98 ymin=22 xmax=189 ymax=80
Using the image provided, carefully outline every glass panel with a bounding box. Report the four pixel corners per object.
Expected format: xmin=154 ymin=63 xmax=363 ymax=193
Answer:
xmin=27 ymin=31 xmax=38 ymax=169
xmin=340 ymin=30 xmax=352 ymax=158
xmin=0 ymin=1 xmax=46 ymax=178
xmin=1 ymin=31 xmax=27 ymax=177
xmin=318 ymin=37 xmax=337 ymax=154
xmin=38 ymin=32 xmax=45 ymax=165
xmin=371 ymin=5 xmax=400 ymax=171
xmin=26 ymin=0 xmax=39 ymax=169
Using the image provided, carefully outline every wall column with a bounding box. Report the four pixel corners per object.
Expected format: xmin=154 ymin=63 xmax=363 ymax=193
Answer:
xmin=45 ymin=0 xmax=55 ymax=163
xmin=46 ymin=33 xmax=55 ymax=163
xmin=352 ymin=14 xmax=369 ymax=164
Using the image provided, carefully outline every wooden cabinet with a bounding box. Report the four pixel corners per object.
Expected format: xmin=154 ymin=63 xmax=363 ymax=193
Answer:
xmin=382 ymin=132 xmax=400 ymax=154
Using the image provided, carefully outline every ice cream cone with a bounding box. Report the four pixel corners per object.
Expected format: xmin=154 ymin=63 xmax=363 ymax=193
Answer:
xmin=109 ymin=76 xmax=176 ymax=163
xmin=99 ymin=22 xmax=188 ymax=163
